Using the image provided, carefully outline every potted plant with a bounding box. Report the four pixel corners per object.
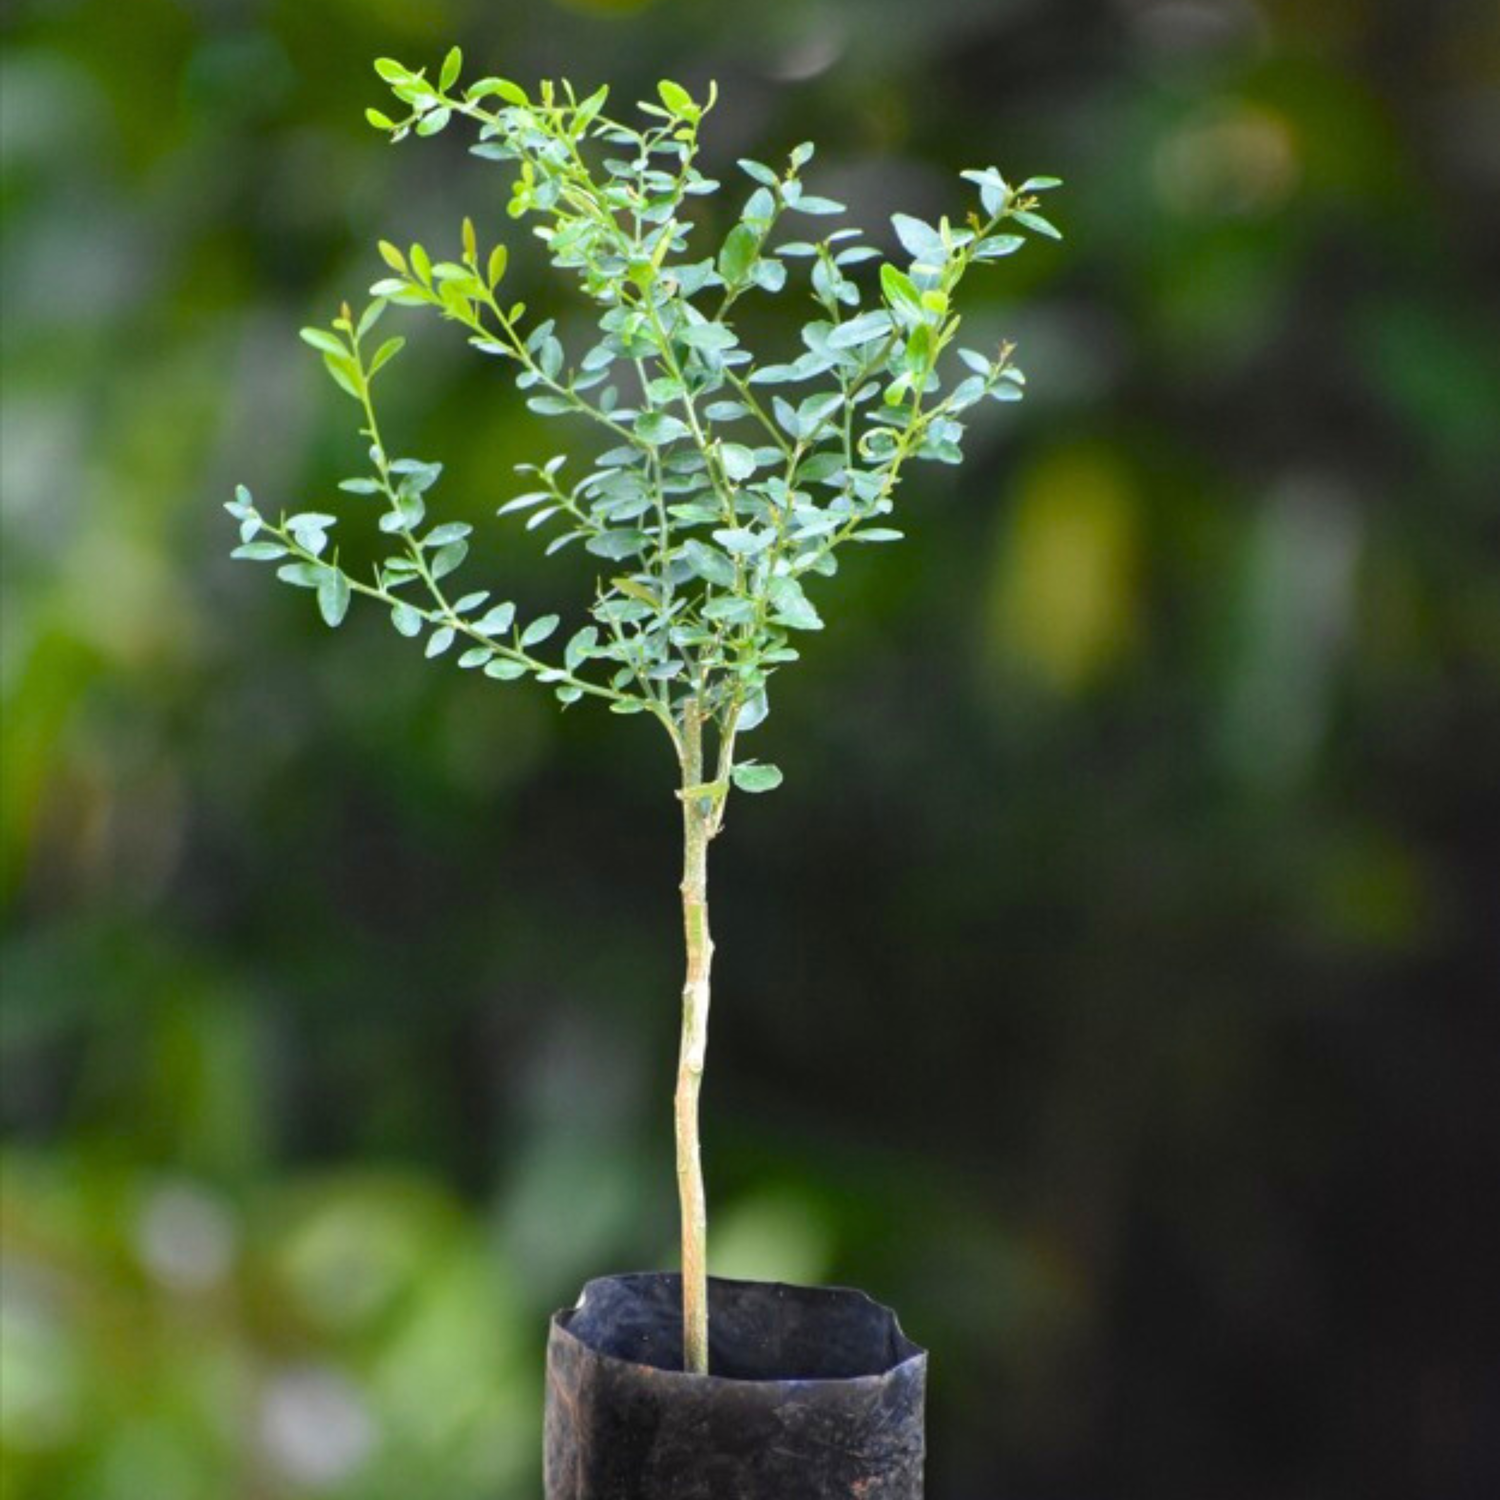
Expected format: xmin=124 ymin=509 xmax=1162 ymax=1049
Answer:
xmin=229 ymin=49 xmax=1061 ymax=1498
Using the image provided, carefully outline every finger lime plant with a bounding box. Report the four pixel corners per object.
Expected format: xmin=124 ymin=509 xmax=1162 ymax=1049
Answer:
xmin=229 ymin=49 xmax=1060 ymax=1499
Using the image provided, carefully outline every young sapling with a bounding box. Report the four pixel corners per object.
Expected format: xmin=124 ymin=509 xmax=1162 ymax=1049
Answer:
xmin=228 ymin=51 xmax=1062 ymax=1376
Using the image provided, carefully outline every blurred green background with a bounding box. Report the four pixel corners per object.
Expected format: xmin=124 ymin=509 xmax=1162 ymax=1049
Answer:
xmin=3 ymin=0 xmax=1498 ymax=1496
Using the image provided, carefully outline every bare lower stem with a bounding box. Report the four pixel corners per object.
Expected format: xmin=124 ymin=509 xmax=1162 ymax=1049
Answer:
xmin=676 ymin=704 xmax=714 ymax=1375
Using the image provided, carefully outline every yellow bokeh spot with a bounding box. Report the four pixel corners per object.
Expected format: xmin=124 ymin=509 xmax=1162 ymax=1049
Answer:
xmin=987 ymin=445 xmax=1141 ymax=693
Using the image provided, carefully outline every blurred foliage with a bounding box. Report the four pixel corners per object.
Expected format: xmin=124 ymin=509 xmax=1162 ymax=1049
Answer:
xmin=3 ymin=1 xmax=1499 ymax=1497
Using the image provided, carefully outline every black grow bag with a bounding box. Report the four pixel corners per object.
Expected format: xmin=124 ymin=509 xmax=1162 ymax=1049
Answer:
xmin=544 ymin=1272 xmax=927 ymax=1499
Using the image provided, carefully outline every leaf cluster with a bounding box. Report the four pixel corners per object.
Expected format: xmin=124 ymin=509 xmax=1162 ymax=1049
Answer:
xmin=231 ymin=54 xmax=1062 ymax=790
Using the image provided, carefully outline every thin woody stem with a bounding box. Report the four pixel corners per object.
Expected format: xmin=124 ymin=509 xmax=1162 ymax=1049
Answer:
xmin=675 ymin=701 xmax=716 ymax=1374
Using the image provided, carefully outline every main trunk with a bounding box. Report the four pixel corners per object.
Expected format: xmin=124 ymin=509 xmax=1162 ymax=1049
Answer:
xmin=676 ymin=708 xmax=714 ymax=1375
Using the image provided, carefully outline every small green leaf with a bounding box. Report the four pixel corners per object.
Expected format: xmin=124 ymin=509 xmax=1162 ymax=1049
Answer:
xmin=317 ymin=569 xmax=351 ymax=627
xmin=475 ymin=602 xmax=516 ymax=634
xmin=439 ymin=46 xmax=463 ymax=92
xmin=796 ymin=391 xmax=843 ymax=437
xmin=718 ymin=444 xmax=757 ymax=482
xmin=731 ymin=762 xmax=784 ymax=793
xmin=276 ymin=561 xmax=322 ymax=589
xmin=520 ymin=614 xmax=560 ymax=648
xmin=679 ymin=322 xmax=738 ymax=354
xmin=425 ymin=625 xmax=455 ymax=657
xmin=422 ymin=522 xmax=472 ymax=548
xmin=564 ymin=626 xmax=598 ymax=671
xmin=1011 ymin=208 xmax=1062 ymax=241
xmin=738 ymin=690 xmax=770 ymax=732
xmin=973 ymin=234 xmax=1025 ymax=260
xmin=713 ymin=527 xmax=772 ymax=556
xmin=789 ymin=195 xmax=844 ymax=215
xmin=391 ymin=601 xmax=423 ymax=637
xmin=768 ymin=576 xmax=823 ymax=631
xmin=634 ymin=412 xmax=690 ymax=447
xmin=703 ymin=595 xmax=755 ymax=624
xmin=683 ymin=540 xmax=738 ymax=587
xmin=231 ymin=541 xmax=287 ymax=561
xmin=321 ymin=352 xmax=362 ymax=399
xmin=718 ymin=223 xmax=759 ymax=285
xmin=827 ymin=310 xmax=893 ymax=350
xmin=468 ymin=78 xmax=529 ymax=106
xmin=657 ymin=80 xmax=698 ymax=119
xmin=356 ymin=300 xmax=387 ymax=338
xmin=366 ymin=108 xmax=397 ymax=132
xmin=891 ymin=213 xmax=945 ymax=265
xmin=299 ymin=328 xmax=345 ymax=356
xmin=738 ymin=159 xmax=779 ymax=188
xmin=586 ymin=530 xmax=647 ymax=561
xmin=611 ymin=577 xmax=659 ymax=608
xmin=368 ymin=336 xmax=405 ymax=376
xmin=741 ymin=187 xmax=776 ymax=229
xmin=484 ymin=657 xmax=528 ymax=680
xmin=961 ymin=167 xmax=1009 ymax=217
xmin=497 ymin=491 xmax=548 ymax=517
xmin=880 ymin=263 xmax=923 ymax=314
xmin=288 ymin=513 xmax=336 ymax=552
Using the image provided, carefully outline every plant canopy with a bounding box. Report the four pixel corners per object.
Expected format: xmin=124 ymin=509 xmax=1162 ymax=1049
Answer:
xmin=229 ymin=52 xmax=1062 ymax=1375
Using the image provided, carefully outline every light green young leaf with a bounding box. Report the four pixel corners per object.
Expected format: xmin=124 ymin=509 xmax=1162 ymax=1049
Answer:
xmin=368 ymin=336 xmax=405 ymax=376
xmin=657 ymin=80 xmax=698 ymax=119
xmin=880 ymin=263 xmax=923 ymax=315
xmin=299 ymin=328 xmax=345 ymax=356
xmin=731 ymin=762 xmax=783 ymax=793
xmin=321 ymin=353 xmax=362 ymax=399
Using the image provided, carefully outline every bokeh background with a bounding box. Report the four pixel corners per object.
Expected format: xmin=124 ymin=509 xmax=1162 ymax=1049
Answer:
xmin=4 ymin=0 xmax=1499 ymax=1496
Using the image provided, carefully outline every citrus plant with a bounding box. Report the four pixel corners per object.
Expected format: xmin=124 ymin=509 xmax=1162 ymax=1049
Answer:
xmin=227 ymin=50 xmax=1061 ymax=1376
